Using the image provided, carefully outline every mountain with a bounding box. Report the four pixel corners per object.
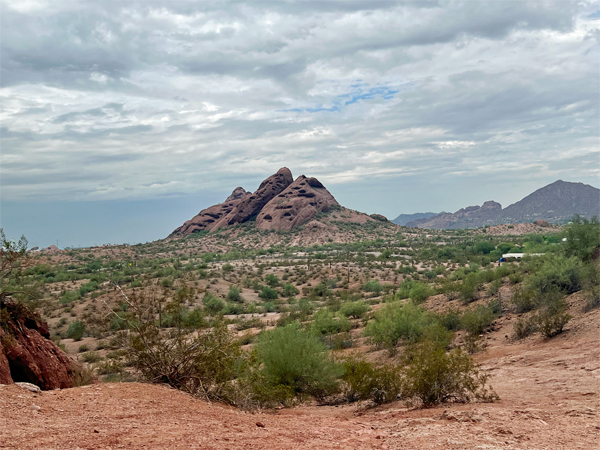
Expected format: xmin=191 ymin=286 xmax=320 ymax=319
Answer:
xmin=392 ymin=212 xmax=439 ymax=226
xmin=172 ymin=168 xmax=342 ymax=235
xmin=407 ymin=180 xmax=599 ymax=229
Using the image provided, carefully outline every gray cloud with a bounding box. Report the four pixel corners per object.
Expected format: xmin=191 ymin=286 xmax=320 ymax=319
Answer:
xmin=0 ymin=0 xmax=598 ymax=222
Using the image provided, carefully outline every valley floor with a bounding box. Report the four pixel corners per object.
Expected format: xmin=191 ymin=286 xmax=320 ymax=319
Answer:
xmin=1 ymin=309 xmax=598 ymax=450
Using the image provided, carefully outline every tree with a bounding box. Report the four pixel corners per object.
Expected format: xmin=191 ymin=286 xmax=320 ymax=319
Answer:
xmin=1 ymin=229 xmax=39 ymax=308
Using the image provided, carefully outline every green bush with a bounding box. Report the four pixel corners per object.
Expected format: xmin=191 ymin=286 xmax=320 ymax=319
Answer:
xmin=364 ymin=301 xmax=429 ymax=351
xmin=226 ymin=286 xmax=243 ymax=303
xmin=341 ymin=356 xmax=402 ymax=404
xmin=254 ymin=323 xmax=343 ymax=400
xmin=511 ymin=287 xmax=536 ymax=313
xmin=310 ymin=309 xmax=351 ymax=336
xmin=202 ymin=292 xmax=225 ymax=315
xmin=362 ymin=280 xmax=383 ymax=295
xmin=409 ymin=282 xmax=433 ymax=304
xmin=259 ymin=286 xmax=279 ymax=300
xmin=534 ymin=298 xmax=571 ymax=338
xmin=401 ymin=340 xmax=498 ymax=407
xmin=66 ymin=321 xmax=86 ymax=341
xmin=183 ymin=308 xmax=207 ymax=329
xmin=282 ymin=284 xmax=299 ymax=297
xmin=460 ymin=273 xmax=482 ymax=304
xmin=460 ymin=305 xmax=497 ymax=335
xmin=60 ymin=290 xmax=81 ymax=304
xmin=265 ymin=274 xmax=280 ymax=287
xmin=512 ymin=316 xmax=537 ymax=340
xmin=525 ymin=255 xmax=583 ymax=295
xmin=339 ymin=300 xmax=370 ymax=319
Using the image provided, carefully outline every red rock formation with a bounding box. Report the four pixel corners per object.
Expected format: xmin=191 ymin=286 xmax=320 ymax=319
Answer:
xmin=172 ymin=168 xmax=293 ymax=235
xmin=256 ymin=175 xmax=339 ymax=232
xmin=0 ymin=301 xmax=76 ymax=389
xmin=172 ymin=188 xmax=251 ymax=235
xmin=213 ymin=168 xmax=293 ymax=229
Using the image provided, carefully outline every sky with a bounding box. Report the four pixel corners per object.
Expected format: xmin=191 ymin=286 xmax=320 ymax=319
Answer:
xmin=1 ymin=0 xmax=599 ymax=248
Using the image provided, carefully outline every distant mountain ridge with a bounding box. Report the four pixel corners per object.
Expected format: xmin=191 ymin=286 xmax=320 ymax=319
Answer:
xmin=406 ymin=180 xmax=599 ymax=229
xmin=392 ymin=212 xmax=439 ymax=226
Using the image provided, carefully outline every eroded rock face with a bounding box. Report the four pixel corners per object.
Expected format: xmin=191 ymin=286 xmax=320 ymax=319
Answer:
xmin=256 ymin=175 xmax=339 ymax=232
xmin=171 ymin=188 xmax=252 ymax=235
xmin=172 ymin=168 xmax=293 ymax=235
xmin=0 ymin=302 xmax=76 ymax=390
xmin=213 ymin=167 xmax=293 ymax=229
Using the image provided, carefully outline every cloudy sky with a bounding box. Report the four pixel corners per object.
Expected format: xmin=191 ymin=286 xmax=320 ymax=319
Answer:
xmin=1 ymin=0 xmax=598 ymax=247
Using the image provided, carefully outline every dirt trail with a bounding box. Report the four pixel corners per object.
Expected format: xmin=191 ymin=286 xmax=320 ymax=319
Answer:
xmin=1 ymin=313 xmax=598 ymax=449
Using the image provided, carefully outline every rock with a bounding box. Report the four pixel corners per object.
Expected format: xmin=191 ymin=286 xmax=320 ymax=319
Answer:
xmin=0 ymin=301 xmax=76 ymax=390
xmin=172 ymin=168 xmax=293 ymax=235
xmin=30 ymin=404 xmax=41 ymax=411
xmin=214 ymin=168 xmax=294 ymax=229
xmin=256 ymin=175 xmax=339 ymax=232
xmin=15 ymin=382 xmax=42 ymax=393
xmin=256 ymin=422 xmax=265 ymax=428
xmin=225 ymin=187 xmax=250 ymax=202
xmin=43 ymin=245 xmax=60 ymax=253
xmin=534 ymin=219 xmax=550 ymax=227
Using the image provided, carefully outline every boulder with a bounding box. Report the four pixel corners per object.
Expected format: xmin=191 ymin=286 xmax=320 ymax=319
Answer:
xmin=225 ymin=187 xmax=250 ymax=202
xmin=256 ymin=175 xmax=339 ymax=232
xmin=0 ymin=301 xmax=76 ymax=390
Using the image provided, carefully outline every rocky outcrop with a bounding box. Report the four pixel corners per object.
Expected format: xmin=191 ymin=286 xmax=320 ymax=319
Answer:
xmin=369 ymin=214 xmax=389 ymax=222
xmin=172 ymin=188 xmax=251 ymax=235
xmin=256 ymin=175 xmax=339 ymax=232
xmin=172 ymin=168 xmax=298 ymax=235
xmin=0 ymin=301 xmax=76 ymax=389
xmin=212 ymin=168 xmax=294 ymax=229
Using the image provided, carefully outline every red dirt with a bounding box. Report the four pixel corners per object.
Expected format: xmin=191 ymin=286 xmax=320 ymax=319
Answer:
xmin=2 ymin=313 xmax=598 ymax=450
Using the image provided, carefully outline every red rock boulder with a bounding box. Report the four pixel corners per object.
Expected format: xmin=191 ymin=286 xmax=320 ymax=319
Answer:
xmin=0 ymin=301 xmax=76 ymax=389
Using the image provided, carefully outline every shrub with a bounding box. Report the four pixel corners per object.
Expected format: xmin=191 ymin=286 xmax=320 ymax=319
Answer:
xmin=401 ymin=340 xmax=499 ymax=407
xmin=202 ymin=292 xmax=224 ymax=315
xmin=60 ymin=290 xmax=81 ymax=304
xmin=362 ymin=280 xmax=383 ymax=295
xmin=265 ymin=274 xmax=280 ymax=287
xmin=81 ymin=351 xmax=102 ymax=363
xmin=339 ymin=300 xmax=370 ymax=319
xmin=183 ymin=308 xmax=207 ymax=329
xmin=409 ymin=282 xmax=433 ymax=304
xmin=311 ymin=282 xmax=331 ymax=298
xmin=259 ymin=286 xmax=279 ymax=300
xmin=525 ymin=255 xmax=583 ymax=295
xmin=226 ymin=286 xmax=243 ymax=303
xmin=511 ymin=287 xmax=536 ymax=313
xmin=460 ymin=305 xmax=497 ymax=335
xmin=460 ymin=273 xmax=482 ymax=304
xmin=254 ymin=323 xmax=343 ymax=400
xmin=341 ymin=356 xmax=402 ymax=404
xmin=364 ymin=301 xmax=429 ymax=352
xmin=534 ymin=298 xmax=571 ymax=338
xmin=66 ymin=321 xmax=86 ymax=341
xmin=310 ymin=309 xmax=351 ymax=336
xmin=282 ymin=284 xmax=299 ymax=297
xmin=513 ymin=316 xmax=537 ymax=340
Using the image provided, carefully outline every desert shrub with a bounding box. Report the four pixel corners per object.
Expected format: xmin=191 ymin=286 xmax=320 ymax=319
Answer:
xmin=282 ymin=284 xmax=299 ymax=297
xmin=460 ymin=305 xmax=497 ymax=335
xmin=254 ymin=323 xmax=344 ymax=400
xmin=81 ymin=351 xmax=102 ymax=363
xmin=511 ymin=287 xmax=536 ymax=313
xmin=66 ymin=321 xmax=86 ymax=341
xmin=259 ymin=286 xmax=279 ymax=300
xmin=421 ymin=322 xmax=453 ymax=350
xmin=564 ymin=216 xmax=600 ymax=261
xmin=310 ymin=309 xmax=351 ymax=336
xmin=202 ymin=292 xmax=224 ymax=315
xmin=401 ymin=340 xmax=498 ymax=407
xmin=362 ymin=280 xmax=383 ymax=295
xmin=534 ymin=298 xmax=571 ymax=338
xmin=341 ymin=356 xmax=402 ymax=404
xmin=265 ymin=273 xmax=280 ymax=287
xmin=60 ymin=290 xmax=81 ymax=304
xmin=525 ymin=255 xmax=583 ymax=295
xmin=460 ymin=273 xmax=482 ymax=304
xmin=581 ymin=261 xmax=600 ymax=312
xmin=364 ymin=301 xmax=429 ymax=352
xmin=339 ymin=300 xmax=370 ymax=319
xmin=408 ymin=282 xmax=434 ymax=304
xmin=512 ymin=316 xmax=537 ymax=340
xmin=486 ymin=279 xmax=502 ymax=296
xmin=441 ymin=280 xmax=461 ymax=301
xmin=226 ymin=286 xmax=243 ymax=303
xmin=508 ymin=273 xmax=523 ymax=284
xmin=436 ymin=309 xmax=461 ymax=331
xmin=183 ymin=308 xmax=207 ymax=329
xmin=311 ymin=282 xmax=331 ymax=298
xmin=78 ymin=344 xmax=88 ymax=353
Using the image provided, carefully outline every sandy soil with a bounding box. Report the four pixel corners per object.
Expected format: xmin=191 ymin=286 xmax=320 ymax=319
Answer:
xmin=2 ymin=306 xmax=598 ymax=450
